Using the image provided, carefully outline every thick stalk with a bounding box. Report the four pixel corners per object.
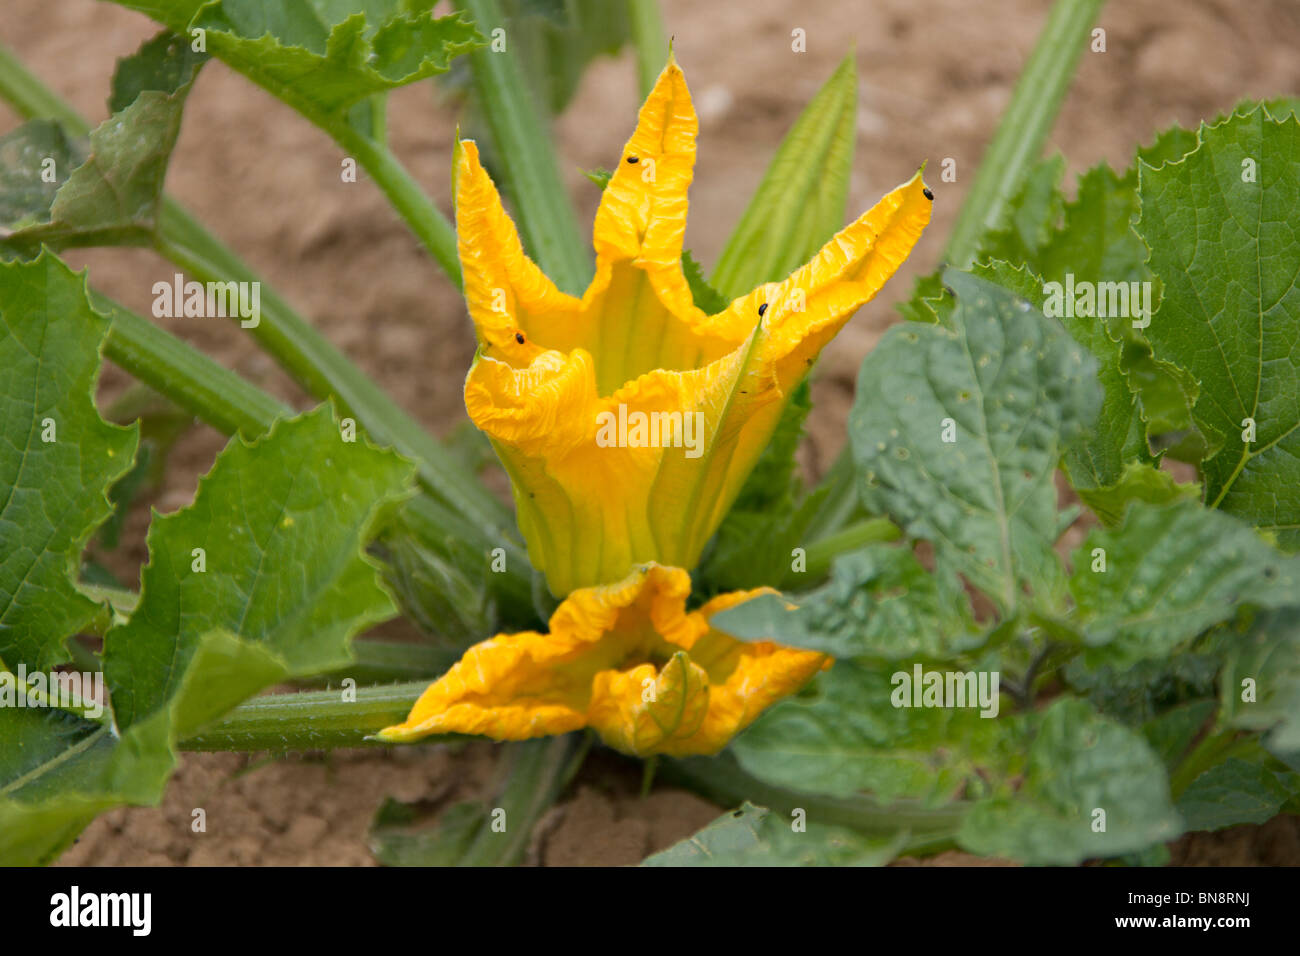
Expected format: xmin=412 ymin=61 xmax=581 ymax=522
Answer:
xmin=329 ymin=124 xmax=461 ymax=285
xmin=795 ymin=517 xmax=900 ymax=582
xmin=179 ymin=681 xmax=430 ymax=751
xmin=96 ymin=294 xmax=291 ymax=437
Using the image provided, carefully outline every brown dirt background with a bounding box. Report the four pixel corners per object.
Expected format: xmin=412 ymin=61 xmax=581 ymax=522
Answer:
xmin=3 ymin=0 xmax=1298 ymax=865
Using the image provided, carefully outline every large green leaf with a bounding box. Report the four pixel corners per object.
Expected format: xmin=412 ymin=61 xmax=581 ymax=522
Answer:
xmin=712 ymin=543 xmax=979 ymax=661
xmin=1 ymin=405 xmax=413 ymax=863
xmin=194 ymin=1 xmax=481 ymax=123
xmin=850 ymin=268 xmax=1101 ymax=613
xmin=959 ymin=699 xmax=1182 ymax=864
xmin=1069 ymin=500 xmax=1300 ymax=666
xmin=1176 ymin=754 xmax=1300 ymax=832
xmin=731 ymin=661 xmax=1019 ymax=805
xmin=710 ymin=53 xmax=856 ymax=297
xmin=1221 ymin=607 xmax=1300 ymax=756
xmin=641 ymin=802 xmax=905 ymax=866
xmin=0 ymin=629 xmax=284 ymax=865
xmin=1137 ymin=109 xmax=1300 ymax=545
xmin=979 ymin=162 xmax=1197 ymax=494
xmin=104 ymin=405 xmax=413 ymax=731
xmin=0 ymin=254 xmax=138 ymax=672
xmin=110 ymin=0 xmax=483 ymax=125
xmin=0 ymin=34 xmax=204 ymax=257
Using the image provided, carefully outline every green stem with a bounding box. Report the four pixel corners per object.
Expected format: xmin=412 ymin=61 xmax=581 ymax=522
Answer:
xmin=0 ymin=40 xmax=89 ymax=135
xmin=627 ymin=0 xmax=669 ymax=99
xmin=797 ymin=517 xmax=900 ymax=581
xmin=179 ymin=681 xmax=430 ymax=751
xmin=329 ymin=125 xmax=461 ymax=285
xmin=96 ymin=294 xmax=291 ymax=437
xmin=455 ymin=0 xmax=591 ymax=294
xmin=943 ymin=0 xmax=1107 ymax=268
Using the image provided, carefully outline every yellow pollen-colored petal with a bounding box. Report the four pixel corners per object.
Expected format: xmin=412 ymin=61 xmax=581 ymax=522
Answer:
xmin=454 ymin=138 xmax=584 ymax=361
xmin=375 ymin=565 xmax=827 ymax=756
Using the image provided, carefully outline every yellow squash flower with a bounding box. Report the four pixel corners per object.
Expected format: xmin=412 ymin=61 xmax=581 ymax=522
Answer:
xmin=375 ymin=564 xmax=827 ymax=757
xmin=457 ymin=57 xmax=932 ymax=596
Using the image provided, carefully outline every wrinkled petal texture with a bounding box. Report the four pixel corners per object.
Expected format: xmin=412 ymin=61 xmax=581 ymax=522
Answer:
xmin=375 ymin=565 xmax=828 ymax=757
xmin=455 ymin=58 xmax=932 ymax=596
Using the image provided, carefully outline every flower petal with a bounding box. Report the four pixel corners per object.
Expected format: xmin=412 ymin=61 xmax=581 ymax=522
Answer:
xmin=454 ymin=138 xmax=584 ymax=362
xmin=375 ymin=565 xmax=693 ymax=743
xmin=376 ymin=565 xmax=825 ymax=757
xmin=465 ymin=339 xmax=763 ymax=594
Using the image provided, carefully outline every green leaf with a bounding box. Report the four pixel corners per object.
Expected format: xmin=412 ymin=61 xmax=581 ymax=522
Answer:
xmin=583 ymin=167 xmax=612 ymax=190
xmin=1069 ymin=500 xmax=1300 ymax=666
xmin=896 ymin=271 xmax=950 ymax=325
xmin=680 ymin=249 xmax=729 ymax=316
xmin=731 ymin=661 xmax=1019 ymax=805
xmin=1074 ymin=460 xmax=1200 ymax=527
xmin=0 ymin=405 xmax=413 ymax=863
xmin=1221 ymin=607 xmax=1300 ymax=756
xmin=710 ymin=53 xmax=856 ymax=297
xmin=1176 ymin=755 xmax=1300 ymax=832
xmin=0 ymin=36 xmax=203 ymax=256
xmin=109 ymin=29 xmax=209 ymax=113
xmin=1137 ymin=109 xmax=1300 ymax=544
xmin=118 ymin=0 xmax=485 ymax=124
xmin=103 ymin=405 xmax=413 ymax=731
xmin=0 ymin=121 xmax=85 ymax=230
xmin=1137 ymin=122 xmax=1199 ymax=170
xmin=980 ymin=163 xmax=1198 ymax=491
xmin=0 ymin=629 xmax=290 ymax=865
xmin=0 ymin=253 xmax=138 ymax=672
xmin=974 ymin=154 xmax=1065 ymax=266
xmin=641 ymin=802 xmax=906 ymax=866
xmin=850 ymin=268 xmax=1101 ymax=613
xmin=712 ymin=543 xmax=979 ymax=661
xmin=1065 ymin=654 xmax=1219 ymax=728
xmin=959 ymin=699 xmax=1182 ymax=865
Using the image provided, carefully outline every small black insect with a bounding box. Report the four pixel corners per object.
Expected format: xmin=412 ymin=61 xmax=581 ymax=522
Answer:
xmin=626 ymin=155 xmax=639 ymax=164
xmin=923 ymin=187 xmax=935 ymax=201
xmin=757 ymin=302 xmax=768 ymax=317
xmin=514 ymin=331 xmax=525 ymax=344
